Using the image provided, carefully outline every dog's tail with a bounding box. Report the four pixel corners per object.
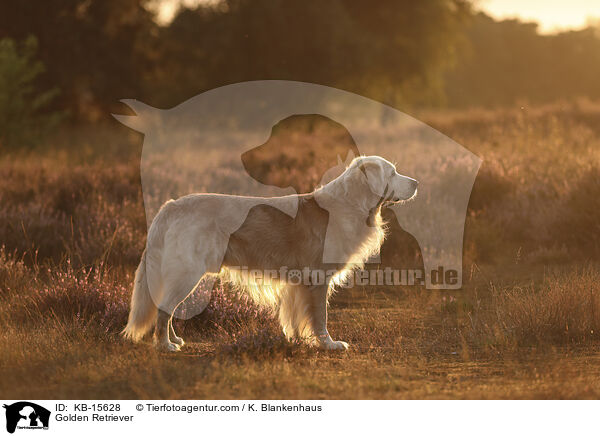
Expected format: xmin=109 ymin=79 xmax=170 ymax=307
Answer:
xmin=122 ymin=249 xmax=157 ymax=342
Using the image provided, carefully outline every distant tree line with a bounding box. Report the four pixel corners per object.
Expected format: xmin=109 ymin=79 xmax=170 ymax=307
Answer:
xmin=1 ymin=1 xmax=600 ymax=122
xmin=445 ymin=12 xmax=600 ymax=107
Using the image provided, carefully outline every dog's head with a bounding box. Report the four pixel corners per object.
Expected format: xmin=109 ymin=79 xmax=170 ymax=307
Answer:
xmin=349 ymin=156 xmax=418 ymax=207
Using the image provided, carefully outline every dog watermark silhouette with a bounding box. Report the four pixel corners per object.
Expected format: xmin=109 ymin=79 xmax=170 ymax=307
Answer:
xmin=114 ymin=80 xmax=481 ymax=321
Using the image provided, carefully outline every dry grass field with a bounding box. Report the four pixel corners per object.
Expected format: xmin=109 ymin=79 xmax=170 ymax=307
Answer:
xmin=2 ymin=101 xmax=600 ymax=399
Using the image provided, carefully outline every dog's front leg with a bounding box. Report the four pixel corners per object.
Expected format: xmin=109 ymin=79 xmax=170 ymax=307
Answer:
xmin=309 ymin=284 xmax=349 ymax=351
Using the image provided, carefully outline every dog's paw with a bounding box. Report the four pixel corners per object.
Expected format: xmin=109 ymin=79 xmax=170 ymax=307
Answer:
xmin=157 ymin=342 xmax=181 ymax=352
xmin=171 ymin=336 xmax=185 ymax=347
xmin=330 ymin=340 xmax=349 ymax=351
xmin=317 ymin=338 xmax=349 ymax=351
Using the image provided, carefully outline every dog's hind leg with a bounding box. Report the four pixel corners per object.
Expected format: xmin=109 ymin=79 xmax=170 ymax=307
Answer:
xmin=169 ymin=319 xmax=184 ymax=347
xmin=155 ymin=309 xmax=179 ymax=352
xmin=154 ymin=270 xmax=205 ymax=352
xmin=308 ymin=284 xmax=349 ymax=351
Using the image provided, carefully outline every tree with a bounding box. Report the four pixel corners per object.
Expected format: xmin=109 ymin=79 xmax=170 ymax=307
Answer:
xmin=156 ymin=0 xmax=471 ymax=108
xmin=445 ymin=13 xmax=600 ymax=107
xmin=0 ymin=0 xmax=157 ymax=119
xmin=0 ymin=36 xmax=61 ymax=148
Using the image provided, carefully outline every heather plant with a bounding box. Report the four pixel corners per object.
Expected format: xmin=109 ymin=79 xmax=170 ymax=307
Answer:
xmin=6 ymin=260 xmax=130 ymax=334
xmin=177 ymin=282 xmax=277 ymax=339
xmin=465 ymin=267 xmax=600 ymax=347
xmin=553 ymin=167 xmax=600 ymax=256
xmin=0 ymin=246 xmax=33 ymax=296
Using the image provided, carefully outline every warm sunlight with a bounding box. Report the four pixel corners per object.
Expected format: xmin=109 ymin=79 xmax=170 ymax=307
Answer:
xmin=5 ymin=0 xmax=600 ymax=414
xmin=480 ymin=0 xmax=600 ymax=33
xmin=156 ymin=0 xmax=600 ymax=33
xmin=153 ymin=0 xmax=205 ymax=25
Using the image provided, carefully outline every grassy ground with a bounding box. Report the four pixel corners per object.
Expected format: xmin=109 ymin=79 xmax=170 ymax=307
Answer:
xmin=2 ymin=102 xmax=600 ymax=399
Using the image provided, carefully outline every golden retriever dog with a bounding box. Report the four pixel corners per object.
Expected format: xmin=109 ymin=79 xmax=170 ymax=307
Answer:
xmin=123 ymin=156 xmax=418 ymax=351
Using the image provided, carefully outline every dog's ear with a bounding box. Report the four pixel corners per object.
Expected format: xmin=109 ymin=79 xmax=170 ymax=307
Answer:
xmin=358 ymin=160 xmax=387 ymax=198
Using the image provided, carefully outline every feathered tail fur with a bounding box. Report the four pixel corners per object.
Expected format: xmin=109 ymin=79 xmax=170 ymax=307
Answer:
xmin=122 ymin=249 xmax=157 ymax=342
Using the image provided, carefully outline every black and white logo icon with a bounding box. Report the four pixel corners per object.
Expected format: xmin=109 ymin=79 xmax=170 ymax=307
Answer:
xmin=3 ymin=402 xmax=50 ymax=434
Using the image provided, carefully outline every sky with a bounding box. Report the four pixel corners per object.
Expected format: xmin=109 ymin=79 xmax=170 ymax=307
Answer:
xmin=480 ymin=0 xmax=600 ymax=34
xmin=155 ymin=0 xmax=600 ymax=34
